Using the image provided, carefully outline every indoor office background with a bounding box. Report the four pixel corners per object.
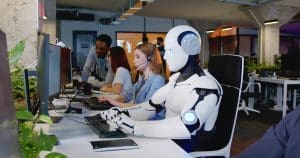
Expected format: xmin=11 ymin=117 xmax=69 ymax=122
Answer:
xmin=2 ymin=0 xmax=300 ymax=157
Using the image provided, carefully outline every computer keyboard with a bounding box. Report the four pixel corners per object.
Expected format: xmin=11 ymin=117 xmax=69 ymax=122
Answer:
xmin=84 ymin=97 xmax=114 ymax=110
xmin=85 ymin=114 xmax=127 ymax=138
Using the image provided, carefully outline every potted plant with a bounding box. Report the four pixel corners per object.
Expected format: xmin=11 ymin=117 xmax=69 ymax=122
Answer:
xmin=9 ymin=40 xmax=66 ymax=158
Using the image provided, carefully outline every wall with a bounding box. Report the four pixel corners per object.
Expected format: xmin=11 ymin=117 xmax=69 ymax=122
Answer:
xmin=59 ymin=9 xmax=188 ymax=50
xmin=43 ymin=0 xmax=56 ymax=43
xmin=0 ymin=0 xmax=38 ymax=66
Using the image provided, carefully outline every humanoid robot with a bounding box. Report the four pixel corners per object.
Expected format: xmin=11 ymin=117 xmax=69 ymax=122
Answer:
xmin=100 ymin=25 xmax=223 ymax=153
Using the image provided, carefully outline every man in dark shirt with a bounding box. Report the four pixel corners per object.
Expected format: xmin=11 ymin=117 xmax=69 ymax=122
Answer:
xmin=236 ymin=105 xmax=300 ymax=158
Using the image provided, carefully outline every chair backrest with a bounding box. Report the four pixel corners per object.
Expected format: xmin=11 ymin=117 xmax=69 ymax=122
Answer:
xmin=203 ymin=55 xmax=244 ymax=150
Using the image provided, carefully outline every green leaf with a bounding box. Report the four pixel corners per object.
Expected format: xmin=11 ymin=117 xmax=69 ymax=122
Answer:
xmin=9 ymin=40 xmax=25 ymax=66
xmin=46 ymin=152 xmax=67 ymax=158
xmin=36 ymin=130 xmax=56 ymax=151
xmin=15 ymin=103 xmax=26 ymax=111
xmin=16 ymin=111 xmax=33 ymax=120
xmin=38 ymin=115 xmax=54 ymax=125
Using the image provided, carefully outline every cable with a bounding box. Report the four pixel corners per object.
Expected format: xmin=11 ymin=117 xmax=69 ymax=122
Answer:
xmin=52 ymin=108 xmax=88 ymax=125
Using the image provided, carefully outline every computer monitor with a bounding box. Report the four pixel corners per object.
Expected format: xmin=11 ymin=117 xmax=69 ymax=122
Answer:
xmin=281 ymin=54 xmax=300 ymax=71
xmin=60 ymin=48 xmax=72 ymax=89
xmin=49 ymin=44 xmax=61 ymax=99
xmin=37 ymin=33 xmax=50 ymax=115
xmin=30 ymin=36 xmax=63 ymax=116
xmin=280 ymin=53 xmax=300 ymax=78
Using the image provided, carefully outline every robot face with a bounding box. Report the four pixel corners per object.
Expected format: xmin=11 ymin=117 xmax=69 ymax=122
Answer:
xmin=164 ymin=46 xmax=189 ymax=72
xmin=164 ymin=25 xmax=201 ymax=72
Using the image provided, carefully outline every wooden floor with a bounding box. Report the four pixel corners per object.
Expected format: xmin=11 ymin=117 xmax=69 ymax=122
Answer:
xmin=230 ymin=104 xmax=285 ymax=157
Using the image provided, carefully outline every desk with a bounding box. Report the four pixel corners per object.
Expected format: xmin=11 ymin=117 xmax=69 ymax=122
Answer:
xmin=36 ymin=103 xmax=191 ymax=158
xmin=250 ymin=76 xmax=300 ymax=118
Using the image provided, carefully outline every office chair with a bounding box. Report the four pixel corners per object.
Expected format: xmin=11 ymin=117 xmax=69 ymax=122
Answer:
xmin=189 ymin=55 xmax=243 ymax=158
xmin=238 ymin=70 xmax=261 ymax=115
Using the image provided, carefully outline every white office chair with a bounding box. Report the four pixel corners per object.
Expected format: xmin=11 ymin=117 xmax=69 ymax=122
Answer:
xmin=238 ymin=72 xmax=261 ymax=115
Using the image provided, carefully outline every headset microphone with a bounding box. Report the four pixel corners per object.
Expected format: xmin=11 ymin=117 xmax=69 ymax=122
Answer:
xmin=136 ymin=61 xmax=148 ymax=71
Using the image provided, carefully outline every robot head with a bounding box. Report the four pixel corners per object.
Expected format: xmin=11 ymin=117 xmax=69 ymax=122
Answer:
xmin=164 ymin=25 xmax=201 ymax=72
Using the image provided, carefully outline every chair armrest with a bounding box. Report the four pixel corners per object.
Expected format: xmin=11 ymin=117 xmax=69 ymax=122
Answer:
xmin=243 ymin=82 xmax=261 ymax=93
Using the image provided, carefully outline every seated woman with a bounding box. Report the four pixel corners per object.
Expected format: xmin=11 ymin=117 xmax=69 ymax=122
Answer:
xmin=99 ymin=42 xmax=165 ymax=117
xmin=100 ymin=46 xmax=133 ymax=102
xmin=99 ymin=25 xmax=223 ymax=154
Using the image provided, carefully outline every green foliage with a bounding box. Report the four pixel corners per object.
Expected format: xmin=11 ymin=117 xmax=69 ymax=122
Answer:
xmin=245 ymin=57 xmax=280 ymax=73
xmin=8 ymin=40 xmax=37 ymax=102
xmin=9 ymin=40 xmax=25 ymax=67
xmin=9 ymin=41 xmax=65 ymax=158
xmin=46 ymin=152 xmax=67 ymax=158
xmin=16 ymin=110 xmax=66 ymax=158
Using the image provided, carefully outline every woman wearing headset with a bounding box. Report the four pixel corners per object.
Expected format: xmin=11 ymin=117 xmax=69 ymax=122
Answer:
xmin=99 ymin=42 xmax=166 ymax=119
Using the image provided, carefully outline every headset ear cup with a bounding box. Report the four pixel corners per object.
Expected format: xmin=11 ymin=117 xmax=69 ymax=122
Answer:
xmin=181 ymin=34 xmax=200 ymax=55
xmin=178 ymin=31 xmax=201 ymax=55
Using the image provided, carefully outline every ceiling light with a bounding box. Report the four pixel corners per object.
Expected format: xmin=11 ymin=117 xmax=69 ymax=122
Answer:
xmin=264 ymin=19 xmax=278 ymax=25
xmin=221 ymin=26 xmax=232 ymax=31
xmin=122 ymin=13 xmax=133 ymax=16
xmin=118 ymin=17 xmax=127 ymax=21
xmin=206 ymin=29 xmax=214 ymax=33
xmin=43 ymin=14 xmax=47 ymax=20
xmin=140 ymin=0 xmax=154 ymax=2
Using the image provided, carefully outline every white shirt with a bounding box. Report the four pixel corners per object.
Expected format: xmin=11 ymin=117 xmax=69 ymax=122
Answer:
xmin=113 ymin=67 xmax=133 ymax=102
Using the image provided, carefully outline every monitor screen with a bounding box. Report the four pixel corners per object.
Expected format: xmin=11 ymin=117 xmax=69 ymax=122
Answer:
xmin=281 ymin=54 xmax=300 ymax=71
xmin=60 ymin=48 xmax=72 ymax=88
xmin=49 ymin=44 xmax=61 ymax=98
xmin=37 ymin=33 xmax=50 ymax=115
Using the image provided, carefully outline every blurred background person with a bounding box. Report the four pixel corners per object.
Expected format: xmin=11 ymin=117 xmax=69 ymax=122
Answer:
xmin=100 ymin=46 xmax=133 ymax=102
xmin=81 ymin=34 xmax=114 ymax=88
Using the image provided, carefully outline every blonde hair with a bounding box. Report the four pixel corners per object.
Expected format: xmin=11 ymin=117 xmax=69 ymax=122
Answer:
xmin=136 ymin=42 xmax=163 ymax=75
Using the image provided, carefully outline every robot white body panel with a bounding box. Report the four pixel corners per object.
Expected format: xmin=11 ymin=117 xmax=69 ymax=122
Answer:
xmin=132 ymin=72 xmax=222 ymax=138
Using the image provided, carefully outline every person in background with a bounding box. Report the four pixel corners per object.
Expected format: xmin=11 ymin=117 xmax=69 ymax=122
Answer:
xmin=100 ymin=46 xmax=133 ymax=103
xmin=81 ymin=34 xmax=114 ymax=88
xmin=99 ymin=42 xmax=165 ymax=119
xmin=156 ymin=36 xmax=166 ymax=75
xmin=156 ymin=37 xmax=165 ymax=57
xmin=142 ymin=33 xmax=149 ymax=44
xmin=235 ymin=105 xmax=300 ymax=158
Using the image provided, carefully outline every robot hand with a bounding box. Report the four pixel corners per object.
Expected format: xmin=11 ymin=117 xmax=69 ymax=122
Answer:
xmin=99 ymin=107 xmax=122 ymax=121
xmin=100 ymin=107 xmax=135 ymax=134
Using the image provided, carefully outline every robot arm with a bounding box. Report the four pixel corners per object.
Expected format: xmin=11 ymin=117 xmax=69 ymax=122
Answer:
xmin=126 ymin=83 xmax=169 ymax=120
xmin=103 ymin=86 xmax=222 ymax=139
xmin=134 ymin=87 xmax=221 ymax=138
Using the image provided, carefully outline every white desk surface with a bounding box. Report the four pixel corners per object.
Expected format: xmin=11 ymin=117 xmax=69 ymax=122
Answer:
xmin=37 ymin=103 xmax=192 ymax=158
